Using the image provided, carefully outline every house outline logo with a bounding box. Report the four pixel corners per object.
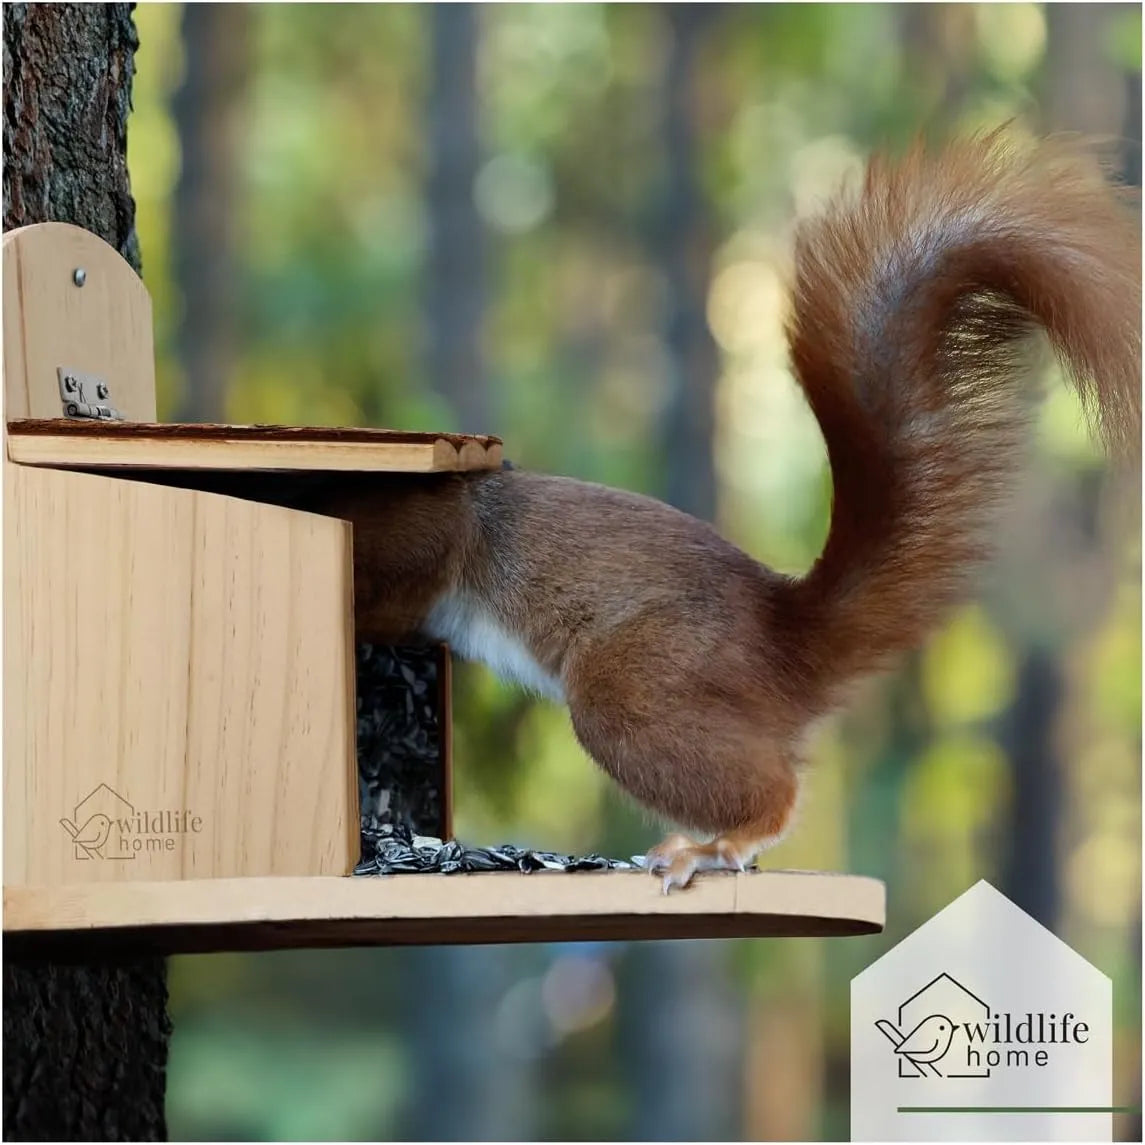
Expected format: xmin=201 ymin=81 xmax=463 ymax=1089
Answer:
xmin=876 ymin=972 xmax=991 ymax=1079
xmin=851 ymin=880 xmax=1113 ymax=1142
xmin=59 ymin=782 xmax=136 ymax=860
xmin=59 ymin=783 xmax=206 ymax=860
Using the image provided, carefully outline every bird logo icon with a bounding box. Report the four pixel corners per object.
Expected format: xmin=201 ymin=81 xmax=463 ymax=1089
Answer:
xmin=58 ymin=812 xmax=113 ymax=859
xmin=58 ymin=783 xmax=137 ymax=861
xmin=875 ymin=1013 xmax=957 ymax=1078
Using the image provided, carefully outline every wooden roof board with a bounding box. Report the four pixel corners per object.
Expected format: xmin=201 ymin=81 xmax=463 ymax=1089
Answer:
xmin=6 ymin=419 xmax=504 ymax=473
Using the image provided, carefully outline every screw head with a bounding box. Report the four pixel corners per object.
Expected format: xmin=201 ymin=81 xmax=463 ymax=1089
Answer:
xmin=72 ymin=267 xmax=86 ymax=287
xmin=96 ymin=383 xmax=109 ymax=400
xmin=63 ymin=375 xmax=77 ymax=393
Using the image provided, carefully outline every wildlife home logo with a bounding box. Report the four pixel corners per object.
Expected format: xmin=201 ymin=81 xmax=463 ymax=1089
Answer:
xmin=876 ymin=971 xmax=1090 ymax=1080
xmin=851 ymin=881 xmax=1113 ymax=1142
xmin=60 ymin=783 xmax=204 ymax=860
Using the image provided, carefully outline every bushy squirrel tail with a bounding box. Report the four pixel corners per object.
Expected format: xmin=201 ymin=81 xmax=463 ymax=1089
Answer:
xmin=783 ymin=131 xmax=1140 ymax=702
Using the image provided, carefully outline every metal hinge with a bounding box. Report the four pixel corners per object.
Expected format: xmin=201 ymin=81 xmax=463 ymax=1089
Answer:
xmin=57 ymin=368 xmax=124 ymax=421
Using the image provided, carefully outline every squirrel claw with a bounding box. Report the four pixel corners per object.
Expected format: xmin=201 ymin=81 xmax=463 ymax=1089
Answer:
xmin=645 ymin=833 xmax=692 ymax=873
xmin=645 ymin=834 xmax=748 ymax=893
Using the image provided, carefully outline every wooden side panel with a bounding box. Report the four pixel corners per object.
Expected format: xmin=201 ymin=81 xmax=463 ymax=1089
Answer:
xmin=2 ymin=223 xmax=157 ymax=421
xmin=4 ymin=461 xmax=357 ymax=883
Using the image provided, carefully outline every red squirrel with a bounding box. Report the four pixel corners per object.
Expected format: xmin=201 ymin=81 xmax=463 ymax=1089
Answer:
xmin=309 ymin=132 xmax=1141 ymax=891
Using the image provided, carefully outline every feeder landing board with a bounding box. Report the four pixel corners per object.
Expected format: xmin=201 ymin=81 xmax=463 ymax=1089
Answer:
xmin=2 ymin=222 xmax=886 ymax=954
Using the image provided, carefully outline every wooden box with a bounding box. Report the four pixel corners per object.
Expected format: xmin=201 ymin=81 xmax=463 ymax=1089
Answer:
xmin=2 ymin=223 xmax=491 ymax=888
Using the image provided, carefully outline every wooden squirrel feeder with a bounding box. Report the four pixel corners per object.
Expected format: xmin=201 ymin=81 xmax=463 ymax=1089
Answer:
xmin=2 ymin=223 xmax=885 ymax=954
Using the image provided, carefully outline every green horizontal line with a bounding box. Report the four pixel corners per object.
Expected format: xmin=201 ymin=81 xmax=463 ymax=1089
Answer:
xmin=898 ymin=1106 xmax=1139 ymax=1115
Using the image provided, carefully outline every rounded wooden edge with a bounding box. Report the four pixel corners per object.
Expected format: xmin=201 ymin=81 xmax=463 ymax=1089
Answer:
xmin=3 ymin=220 xmax=149 ymax=298
xmin=433 ymin=436 xmax=504 ymax=471
xmin=3 ymin=869 xmax=885 ymax=953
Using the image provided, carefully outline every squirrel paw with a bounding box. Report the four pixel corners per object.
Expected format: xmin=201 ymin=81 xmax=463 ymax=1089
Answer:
xmin=645 ymin=833 xmax=747 ymax=894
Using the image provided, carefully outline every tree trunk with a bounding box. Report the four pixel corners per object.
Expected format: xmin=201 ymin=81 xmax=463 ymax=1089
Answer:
xmin=3 ymin=959 xmax=171 ymax=1142
xmin=995 ymin=0 xmax=1136 ymax=933
xmin=2 ymin=5 xmax=170 ymax=1141
xmin=3 ymin=3 xmax=141 ymax=265
xmin=1115 ymin=53 xmax=1140 ymax=1145
xmin=424 ymin=2 xmax=487 ymax=432
xmin=1041 ymin=3 xmax=1128 ymax=141
xmin=172 ymin=2 xmax=250 ymax=422
xmin=999 ymin=649 xmax=1064 ymax=930
xmin=1122 ymin=64 xmax=1142 ymax=187
xmin=619 ymin=941 xmax=744 ymax=1141
xmin=657 ymin=3 xmax=719 ymax=522
xmin=399 ymin=10 xmax=540 ymax=1139
xmin=896 ymin=4 xmax=976 ymax=136
xmin=618 ymin=9 xmax=743 ymax=1141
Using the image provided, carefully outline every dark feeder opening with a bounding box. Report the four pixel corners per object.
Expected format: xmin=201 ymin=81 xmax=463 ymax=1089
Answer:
xmin=354 ymin=644 xmax=639 ymax=876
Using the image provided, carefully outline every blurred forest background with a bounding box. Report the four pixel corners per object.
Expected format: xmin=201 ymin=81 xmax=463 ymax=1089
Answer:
xmin=124 ymin=3 xmax=1141 ymax=1139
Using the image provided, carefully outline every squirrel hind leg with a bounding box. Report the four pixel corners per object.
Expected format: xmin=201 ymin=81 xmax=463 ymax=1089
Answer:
xmin=566 ymin=638 xmax=803 ymax=889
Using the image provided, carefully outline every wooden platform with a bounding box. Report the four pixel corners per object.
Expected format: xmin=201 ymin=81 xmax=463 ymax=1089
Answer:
xmin=6 ymin=419 xmax=504 ymax=473
xmin=3 ymin=868 xmax=885 ymax=956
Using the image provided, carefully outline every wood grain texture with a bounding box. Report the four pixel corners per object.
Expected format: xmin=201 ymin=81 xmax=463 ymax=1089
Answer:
xmin=4 ymin=461 xmax=358 ymax=884
xmin=7 ymin=419 xmax=504 ymax=472
xmin=2 ymin=224 xmax=156 ymax=421
xmin=3 ymin=869 xmax=886 ymax=955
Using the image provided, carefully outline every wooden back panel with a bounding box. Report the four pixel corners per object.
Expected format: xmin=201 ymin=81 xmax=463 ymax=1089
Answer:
xmin=3 ymin=223 xmax=156 ymax=421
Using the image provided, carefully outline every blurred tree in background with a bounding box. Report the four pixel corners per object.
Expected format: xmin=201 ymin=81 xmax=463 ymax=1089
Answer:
xmin=124 ymin=3 xmax=1141 ymax=1139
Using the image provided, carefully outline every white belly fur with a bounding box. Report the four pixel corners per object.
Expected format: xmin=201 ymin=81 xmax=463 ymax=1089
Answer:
xmin=423 ymin=592 xmax=565 ymax=702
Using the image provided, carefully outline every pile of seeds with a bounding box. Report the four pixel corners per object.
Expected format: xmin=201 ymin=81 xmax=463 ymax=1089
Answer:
xmin=355 ymin=821 xmax=643 ymax=876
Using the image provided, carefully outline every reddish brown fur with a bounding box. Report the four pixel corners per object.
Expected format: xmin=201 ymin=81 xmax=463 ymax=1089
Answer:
xmin=786 ymin=132 xmax=1141 ymax=703
xmin=314 ymin=133 xmax=1141 ymax=886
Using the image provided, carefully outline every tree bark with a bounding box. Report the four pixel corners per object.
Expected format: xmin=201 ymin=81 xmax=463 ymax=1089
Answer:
xmin=3 ymin=3 xmax=141 ymax=267
xmin=172 ymin=3 xmax=250 ymax=422
xmin=2 ymin=5 xmax=170 ymax=1140
xmin=3 ymin=959 xmax=171 ymax=1142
